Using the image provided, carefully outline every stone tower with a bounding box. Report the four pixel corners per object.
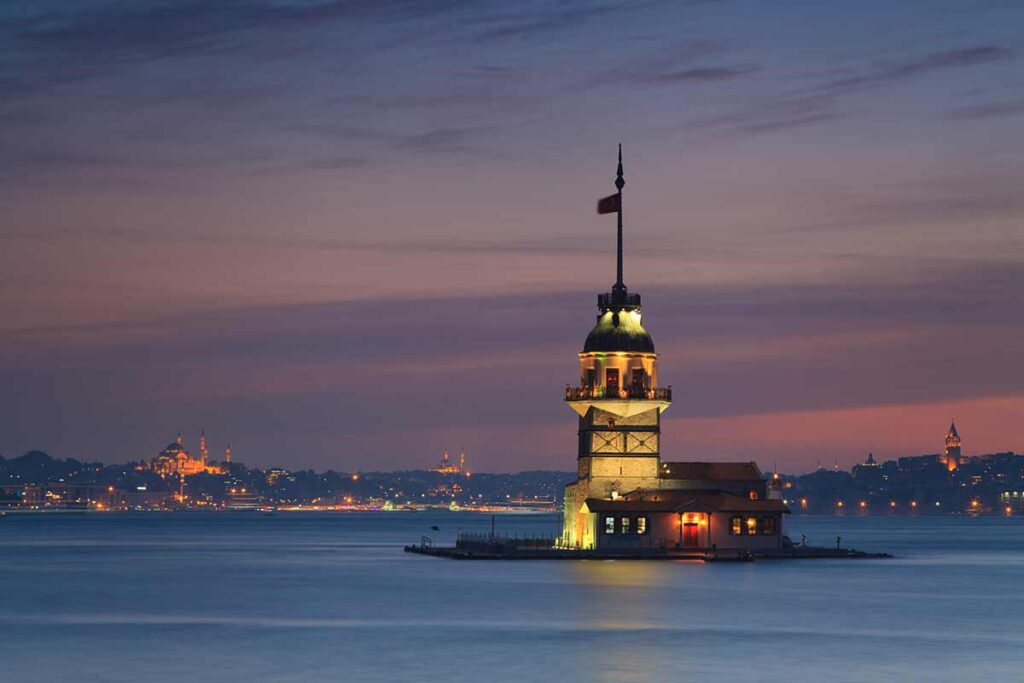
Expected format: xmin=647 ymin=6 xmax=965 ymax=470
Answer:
xmin=561 ymin=148 xmax=672 ymax=548
xmin=941 ymin=420 xmax=962 ymax=471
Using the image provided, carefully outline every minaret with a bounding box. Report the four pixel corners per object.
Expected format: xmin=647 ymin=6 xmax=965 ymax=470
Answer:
xmin=941 ymin=420 xmax=962 ymax=471
xmin=199 ymin=430 xmax=209 ymax=465
xmin=562 ymin=147 xmax=671 ymax=549
xmin=459 ymin=448 xmax=465 ymax=474
xmin=225 ymin=444 xmax=232 ymax=465
xmin=176 ymin=432 xmax=183 ymax=446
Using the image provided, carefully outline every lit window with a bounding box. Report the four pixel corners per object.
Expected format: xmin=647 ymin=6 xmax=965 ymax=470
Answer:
xmin=621 ymin=517 xmax=631 ymax=534
xmin=748 ymin=490 xmax=759 ymax=500
xmin=637 ymin=517 xmax=647 ymax=535
xmin=760 ymin=516 xmax=776 ymax=535
xmin=731 ymin=516 xmax=742 ymax=535
xmin=746 ymin=517 xmax=758 ymax=535
xmin=604 ymin=516 xmax=615 ymax=534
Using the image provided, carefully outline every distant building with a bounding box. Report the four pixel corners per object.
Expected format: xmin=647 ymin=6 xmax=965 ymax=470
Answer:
xmin=852 ymin=452 xmax=883 ymax=482
xmin=266 ymin=468 xmax=290 ymax=485
xmin=149 ymin=432 xmax=225 ymax=476
xmin=939 ymin=421 xmax=964 ymax=471
xmin=430 ymin=449 xmax=467 ymax=475
xmin=225 ymin=486 xmax=260 ymax=510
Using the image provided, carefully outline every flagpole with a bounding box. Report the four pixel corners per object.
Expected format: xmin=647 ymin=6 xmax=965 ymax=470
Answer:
xmin=615 ymin=144 xmax=625 ymax=292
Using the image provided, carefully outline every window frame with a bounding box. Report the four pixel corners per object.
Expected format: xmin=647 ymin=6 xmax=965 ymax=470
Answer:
xmin=636 ymin=516 xmax=648 ymax=535
xmin=630 ymin=367 xmax=646 ymax=394
xmin=745 ymin=516 xmax=758 ymax=535
xmin=730 ymin=516 xmax=743 ymax=535
xmin=604 ymin=516 xmax=615 ymax=534
xmin=605 ymin=368 xmax=620 ymax=396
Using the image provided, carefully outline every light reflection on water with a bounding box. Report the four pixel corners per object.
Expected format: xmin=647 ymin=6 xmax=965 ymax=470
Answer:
xmin=1 ymin=511 xmax=1022 ymax=682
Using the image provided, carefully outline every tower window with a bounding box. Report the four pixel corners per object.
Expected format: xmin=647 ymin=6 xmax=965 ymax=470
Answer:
xmin=605 ymin=369 xmax=620 ymax=397
xmin=585 ymin=368 xmax=596 ymax=387
xmin=631 ymin=368 xmax=646 ymax=396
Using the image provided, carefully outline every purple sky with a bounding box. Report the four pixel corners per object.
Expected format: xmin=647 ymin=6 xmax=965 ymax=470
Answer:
xmin=2 ymin=1 xmax=1022 ymax=472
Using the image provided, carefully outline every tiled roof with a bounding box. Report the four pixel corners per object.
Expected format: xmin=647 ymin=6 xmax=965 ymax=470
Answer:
xmin=660 ymin=461 xmax=764 ymax=481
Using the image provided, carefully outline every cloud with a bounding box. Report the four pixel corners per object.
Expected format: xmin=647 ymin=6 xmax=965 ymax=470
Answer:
xmin=471 ymin=4 xmax=619 ymax=41
xmin=684 ymin=93 xmax=840 ymax=136
xmin=391 ymin=127 xmax=494 ymax=156
xmin=2 ymin=257 xmax=1021 ymax=469
xmin=644 ymin=66 xmax=757 ymax=85
xmin=680 ymin=45 xmax=1012 ymax=137
xmin=945 ymin=100 xmax=1024 ymax=121
xmin=812 ymin=46 xmax=1012 ymax=95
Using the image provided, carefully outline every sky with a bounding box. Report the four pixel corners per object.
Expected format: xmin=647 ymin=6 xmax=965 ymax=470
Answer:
xmin=1 ymin=0 xmax=1022 ymax=473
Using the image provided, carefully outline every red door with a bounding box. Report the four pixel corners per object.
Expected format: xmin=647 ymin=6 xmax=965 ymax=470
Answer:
xmin=683 ymin=523 xmax=699 ymax=548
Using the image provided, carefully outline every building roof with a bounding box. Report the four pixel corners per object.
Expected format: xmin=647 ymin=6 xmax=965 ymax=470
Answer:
xmin=947 ymin=421 xmax=960 ymax=439
xmin=660 ymin=461 xmax=764 ymax=481
xmin=583 ymin=309 xmax=655 ymax=353
xmin=584 ymin=489 xmax=789 ymax=514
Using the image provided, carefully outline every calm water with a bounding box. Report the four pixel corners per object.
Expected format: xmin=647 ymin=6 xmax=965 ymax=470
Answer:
xmin=2 ymin=512 xmax=1022 ymax=682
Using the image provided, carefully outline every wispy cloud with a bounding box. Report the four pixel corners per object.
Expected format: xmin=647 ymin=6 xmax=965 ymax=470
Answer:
xmin=684 ymin=94 xmax=840 ymax=136
xmin=2 ymin=259 xmax=1021 ymax=468
xmin=811 ymin=46 xmax=1012 ymax=95
xmin=945 ymin=99 xmax=1024 ymax=121
xmin=644 ymin=66 xmax=757 ymax=85
xmin=471 ymin=4 xmax=620 ymax=41
xmin=681 ymin=45 xmax=1013 ymax=137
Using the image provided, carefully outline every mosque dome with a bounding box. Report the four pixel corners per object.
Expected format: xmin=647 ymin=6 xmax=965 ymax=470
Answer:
xmin=583 ymin=307 xmax=655 ymax=353
xmin=160 ymin=442 xmax=186 ymax=457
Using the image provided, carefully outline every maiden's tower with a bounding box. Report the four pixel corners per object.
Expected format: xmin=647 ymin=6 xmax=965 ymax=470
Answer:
xmin=560 ymin=148 xmax=789 ymax=552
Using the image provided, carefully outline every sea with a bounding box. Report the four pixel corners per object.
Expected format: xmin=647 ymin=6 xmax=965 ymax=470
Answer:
xmin=1 ymin=511 xmax=1022 ymax=682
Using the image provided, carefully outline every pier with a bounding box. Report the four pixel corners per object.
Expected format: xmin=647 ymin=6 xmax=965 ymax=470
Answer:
xmin=404 ymin=533 xmax=890 ymax=561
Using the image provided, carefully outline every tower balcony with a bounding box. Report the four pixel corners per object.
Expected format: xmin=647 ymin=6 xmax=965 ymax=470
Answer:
xmin=598 ymin=291 xmax=641 ymax=310
xmin=565 ymin=385 xmax=672 ymax=401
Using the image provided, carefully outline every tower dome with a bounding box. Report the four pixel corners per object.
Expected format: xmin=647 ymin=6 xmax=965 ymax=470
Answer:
xmin=583 ymin=305 xmax=655 ymax=352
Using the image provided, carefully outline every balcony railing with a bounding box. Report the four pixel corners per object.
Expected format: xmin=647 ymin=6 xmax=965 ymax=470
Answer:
xmin=565 ymin=385 xmax=672 ymax=401
xmin=598 ymin=291 xmax=641 ymax=310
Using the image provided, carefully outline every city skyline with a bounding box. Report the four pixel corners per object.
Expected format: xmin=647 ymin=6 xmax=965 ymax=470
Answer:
xmin=3 ymin=1 xmax=1023 ymax=472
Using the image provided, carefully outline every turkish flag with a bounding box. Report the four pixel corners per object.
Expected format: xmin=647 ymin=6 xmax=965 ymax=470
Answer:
xmin=597 ymin=193 xmax=620 ymax=215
